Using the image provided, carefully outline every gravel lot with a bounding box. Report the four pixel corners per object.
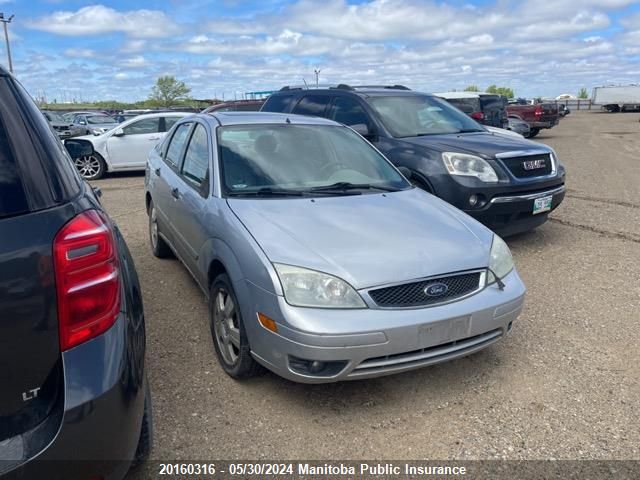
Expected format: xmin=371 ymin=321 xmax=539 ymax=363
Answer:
xmin=94 ymin=111 xmax=639 ymax=463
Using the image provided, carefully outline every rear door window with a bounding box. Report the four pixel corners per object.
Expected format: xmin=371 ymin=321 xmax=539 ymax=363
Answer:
xmin=261 ymin=94 xmax=295 ymax=113
xmin=181 ymin=124 xmax=209 ymax=186
xmin=0 ymin=116 xmax=29 ymax=218
xmin=164 ymin=122 xmax=192 ymax=168
xmin=328 ymin=97 xmax=372 ymax=128
xmin=292 ymin=95 xmax=331 ymax=117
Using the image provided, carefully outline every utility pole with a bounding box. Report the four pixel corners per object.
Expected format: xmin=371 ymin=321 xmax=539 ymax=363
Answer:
xmin=314 ymin=68 xmax=321 ymax=87
xmin=0 ymin=13 xmax=14 ymax=74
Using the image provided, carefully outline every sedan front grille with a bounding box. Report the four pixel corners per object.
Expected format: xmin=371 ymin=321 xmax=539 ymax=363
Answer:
xmin=500 ymin=153 xmax=553 ymax=178
xmin=368 ymin=271 xmax=482 ymax=308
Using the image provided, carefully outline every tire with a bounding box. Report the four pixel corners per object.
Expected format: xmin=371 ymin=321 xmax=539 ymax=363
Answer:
xmin=528 ymin=128 xmax=540 ymax=138
xmin=209 ymin=274 xmax=263 ymax=379
xmin=131 ymin=377 xmax=153 ymax=468
xmin=74 ymin=152 xmax=106 ymax=180
xmin=148 ymin=201 xmax=172 ymax=258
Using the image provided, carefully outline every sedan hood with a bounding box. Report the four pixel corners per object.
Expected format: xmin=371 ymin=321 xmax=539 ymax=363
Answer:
xmin=399 ymin=131 xmax=546 ymax=157
xmin=228 ymin=188 xmax=492 ymax=290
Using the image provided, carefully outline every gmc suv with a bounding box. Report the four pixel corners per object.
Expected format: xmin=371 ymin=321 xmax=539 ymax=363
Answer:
xmin=0 ymin=67 xmax=151 ymax=479
xmin=262 ymin=84 xmax=566 ymax=236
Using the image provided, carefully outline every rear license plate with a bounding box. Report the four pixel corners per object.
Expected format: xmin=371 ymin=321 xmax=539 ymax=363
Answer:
xmin=533 ymin=195 xmax=552 ymax=214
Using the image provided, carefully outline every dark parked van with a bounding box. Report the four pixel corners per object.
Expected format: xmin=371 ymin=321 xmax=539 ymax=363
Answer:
xmin=435 ymin=92 xmax=508 ymax=129
xmin=0 ymin=66 xmax=151 ymax=479
xmin=262 ymin=85 xmax=566 ymax=236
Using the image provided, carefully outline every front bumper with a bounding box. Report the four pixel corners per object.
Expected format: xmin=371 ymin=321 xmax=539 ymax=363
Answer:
xmin=465 ymin=184 xmax=565 ymax=236
xmin=245 ymin=269 xmax=525 ymax=384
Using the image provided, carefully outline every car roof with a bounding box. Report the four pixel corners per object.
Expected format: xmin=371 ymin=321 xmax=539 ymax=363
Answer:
xmin=205 ymin=111 xmax=340 ymax=127
xmin=434 ymin=91 xmax=498 ymax=99
xmin=271 ymin=85 xmax=434 ymax=98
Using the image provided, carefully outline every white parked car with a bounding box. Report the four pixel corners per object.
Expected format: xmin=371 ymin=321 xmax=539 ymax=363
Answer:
xmin=69 ymin=112 xmax=190 ymax=179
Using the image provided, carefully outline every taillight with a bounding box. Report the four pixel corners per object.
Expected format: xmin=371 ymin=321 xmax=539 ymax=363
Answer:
xmin=471 ymin=111 xmax=485 ymax=121
xmin=535 ymin=106 xmax=543 ymax=117
xmin=53 ymin=210 xmax=120 ymax=351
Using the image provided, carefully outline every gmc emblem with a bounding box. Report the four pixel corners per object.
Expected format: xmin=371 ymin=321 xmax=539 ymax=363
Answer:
xmin=523 ymin=159 xmax=546 ymax=170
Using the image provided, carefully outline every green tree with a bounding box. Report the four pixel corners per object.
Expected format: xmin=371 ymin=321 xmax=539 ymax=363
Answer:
xmin=149 ymin=76 xmax=191 ymax=107
xmin=464 ymin=85 xmax=480 ymax=92
xmin=577 ymin=87 xmax=589 ymax=99
xmin=486 ymin=85 xmax=515 ymax=98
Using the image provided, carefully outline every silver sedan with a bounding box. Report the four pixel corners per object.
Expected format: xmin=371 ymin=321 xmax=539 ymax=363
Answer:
xmin=144 ymin=112 xmax=526 ymax=383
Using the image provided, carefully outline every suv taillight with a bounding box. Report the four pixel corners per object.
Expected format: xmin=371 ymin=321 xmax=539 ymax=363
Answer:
xmin=53 ymin=210 xmax=120 ymax=351
xmin=470 ymin=111 xmax=485 ymax=121
xmin=535 ymin=105 xmax=543 ymax=117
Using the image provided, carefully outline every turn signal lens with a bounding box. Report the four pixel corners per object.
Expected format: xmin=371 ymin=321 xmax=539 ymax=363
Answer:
xmin=257 ymin=313 xmax=278 ymax=333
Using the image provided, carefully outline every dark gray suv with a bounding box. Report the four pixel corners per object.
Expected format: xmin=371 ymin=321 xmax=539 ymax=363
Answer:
xmin=0 ymin=66 xmax=151 ymax=479
xmin=262 ymin=84 xmax=566 ymax=236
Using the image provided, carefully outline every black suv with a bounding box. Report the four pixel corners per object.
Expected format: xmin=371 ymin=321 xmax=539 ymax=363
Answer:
xmin=0 ymin=67 xmax=151 ymax=479
xmin=262 ymin=85 xmax=566 ymax=236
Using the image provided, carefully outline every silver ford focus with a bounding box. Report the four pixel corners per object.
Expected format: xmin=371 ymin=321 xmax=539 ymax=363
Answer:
xmin=145 ymin=112 xmax=526 ymax=383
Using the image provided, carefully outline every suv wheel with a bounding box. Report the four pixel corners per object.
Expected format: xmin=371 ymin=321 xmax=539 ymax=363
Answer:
xmin=131 ymin=377 xmax=153 ymax=468
xmin=74 ymin=152 xmax=106 ymax=180
xmin=148 ymin=201 xmax=172 ymax=258
xmin=209 ymin=274 xmax=263 ymax=379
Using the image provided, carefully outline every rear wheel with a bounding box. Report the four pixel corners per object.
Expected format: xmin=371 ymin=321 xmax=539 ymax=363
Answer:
xmin=74 ymin=152 xmax=106 ymax=180
xmin=131 ymin=377 xmax=153 ymax=468
xmin=528 ymin=128 xmax=540 ymax=138
xmin=209 ymin=274 xmax=263 ymax=379
xmin=148 ymin=201 xmax=172 ymax=258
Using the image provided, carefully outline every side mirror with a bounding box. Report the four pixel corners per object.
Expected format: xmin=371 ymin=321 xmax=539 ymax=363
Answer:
xmin=397 ymin=166 xmax=413 ymax=180
xmin=64 ymin=139 xmax=95 ymax=159
xmin=113 ymin=128 xmax=125 ymax=137
xmin=350 ymin=123 xmax=370 ymax=137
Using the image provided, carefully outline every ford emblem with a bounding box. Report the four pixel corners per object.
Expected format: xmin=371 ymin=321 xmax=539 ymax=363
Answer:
xmin=424 ymin=282 xmax=448 ymax=297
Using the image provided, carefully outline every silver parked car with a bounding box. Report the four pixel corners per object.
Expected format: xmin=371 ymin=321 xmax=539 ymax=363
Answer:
xmin=144 ymin=112 xmax=526 ymax=383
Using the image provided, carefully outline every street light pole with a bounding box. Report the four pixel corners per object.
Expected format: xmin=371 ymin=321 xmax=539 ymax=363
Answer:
xmin=314 ymin=68 xmax=321 ymax=87
xmin=0 ymin=13 xmax=14 ymax=74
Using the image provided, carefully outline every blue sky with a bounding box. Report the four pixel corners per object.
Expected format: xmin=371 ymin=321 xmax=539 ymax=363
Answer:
xmin=3 ymin=0 xmax=640 ymax=102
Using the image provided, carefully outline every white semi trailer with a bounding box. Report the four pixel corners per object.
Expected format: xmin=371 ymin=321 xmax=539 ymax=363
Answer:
xmin=592 ymin=85 xmax=640 ymax=112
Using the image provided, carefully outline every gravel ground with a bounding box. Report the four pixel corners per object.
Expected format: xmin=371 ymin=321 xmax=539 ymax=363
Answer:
xmin=92 ymin=111 xmax=639 ymax=464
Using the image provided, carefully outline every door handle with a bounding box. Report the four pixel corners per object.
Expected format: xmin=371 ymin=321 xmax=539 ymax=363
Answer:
xmin=154 ymin=167 xmax=161 ymax=176
xmin=171 ymin=188 xmax=180 ymax=199
xmin=149 ymin=137 xmax=161 ymax=141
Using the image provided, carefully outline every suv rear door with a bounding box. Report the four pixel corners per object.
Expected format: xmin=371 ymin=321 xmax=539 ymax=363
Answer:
xmin=0 ymin=75 xmax=80 ymax=443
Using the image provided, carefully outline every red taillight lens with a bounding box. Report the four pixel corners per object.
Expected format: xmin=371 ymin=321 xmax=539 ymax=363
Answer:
xmin=471 ymin=111 xmax=485 ymax=121
xmin=535 ymin=106 xmax=543 ymax=117
xmin=53 ymin=210 xmax=120 ymax=351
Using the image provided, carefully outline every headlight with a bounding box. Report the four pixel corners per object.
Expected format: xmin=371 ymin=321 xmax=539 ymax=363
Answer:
xmin=442 ymin=152 xmax=498 ymax=182
xmin=90 ymin=128 xmax=103 ymax=135
xmin=487 ymin=235 xmax=514 ymax=284
xmin=273 ymin=263 xmax=366 ymax=309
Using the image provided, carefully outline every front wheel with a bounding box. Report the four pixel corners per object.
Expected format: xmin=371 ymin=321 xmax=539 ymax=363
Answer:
xmin=209 ymin=274 xmax=263 ymax=379
xmin=74 ymin=152 xmax=106 ymax=180
xmin=528 ymin=128 xmax=540 ymax=138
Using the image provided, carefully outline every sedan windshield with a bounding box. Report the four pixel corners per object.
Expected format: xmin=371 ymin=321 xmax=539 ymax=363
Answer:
xmin=218 ymin=124 xmax=410 ymax=197
xmin=87 ymin=115 xmax=117 ymax=124
xmin=368 ymin=95 xmax=485 ymax=137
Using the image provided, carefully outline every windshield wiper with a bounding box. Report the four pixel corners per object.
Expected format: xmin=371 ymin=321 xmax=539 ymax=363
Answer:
xmin=457 ymin=129 xmax=484 ymax=133
xmin=309 ymin=182 xmax=401 ymax=193
xmin=227 ymin=187 xmax=305 ymax=197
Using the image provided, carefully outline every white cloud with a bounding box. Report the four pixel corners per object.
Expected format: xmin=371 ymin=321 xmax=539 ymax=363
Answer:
xmin=27 ymin=5 xmax=181 ymax=38
xmin=64 ymin=48 xmax=95 ymax=58
xmin=122 ymin=55 xmax=148 ymax=68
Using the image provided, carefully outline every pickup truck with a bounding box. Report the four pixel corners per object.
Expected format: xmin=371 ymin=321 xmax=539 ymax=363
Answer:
xmin=507 ymin=101 xmax=560 ymax=138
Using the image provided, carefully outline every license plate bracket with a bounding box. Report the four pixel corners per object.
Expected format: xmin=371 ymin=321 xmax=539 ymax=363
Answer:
xmin=533 ymin=195 xmax=553 ymax=214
